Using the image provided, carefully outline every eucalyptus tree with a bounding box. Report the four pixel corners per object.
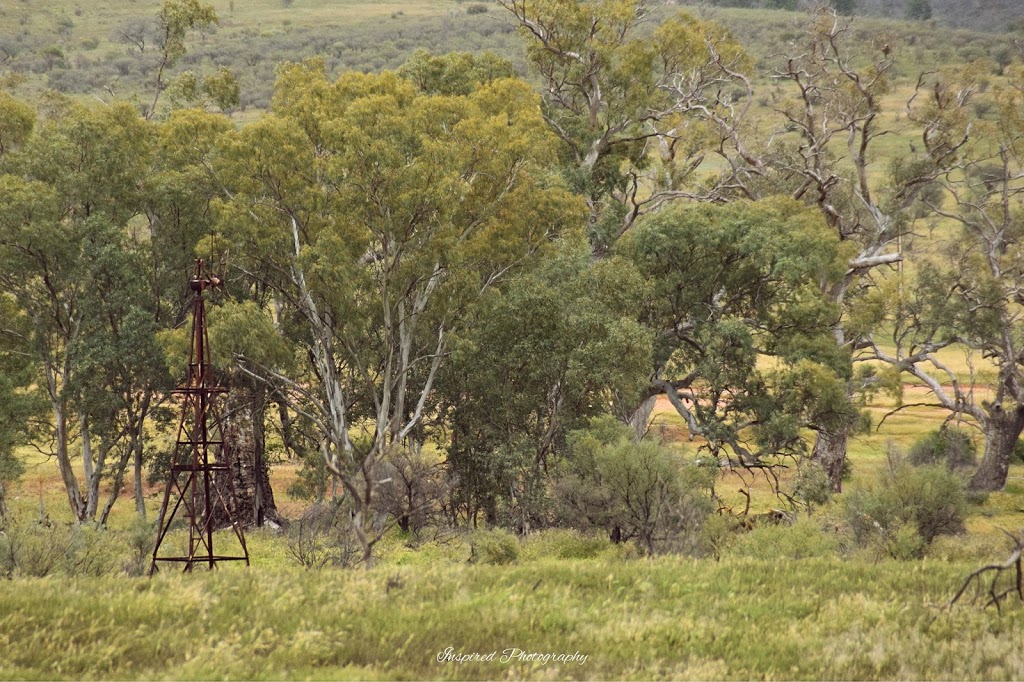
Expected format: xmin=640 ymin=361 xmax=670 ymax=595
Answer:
xmin=0 ymin=94 xmax=39 ymax=521
xmin=496 ymin=0 xmax=754 ymax=254
xmin=861 ymin=67 xmax=1024 ymax=491
xmin=500 ymin=3 xmax=979 ymax=488
xmin=740 ymin=13 xmax=980 ymax=488
xmin=145 ymin=0 xmax=218 ymax=119
xmin=0 ymin=95 xmax=156 ymax=522
xmin=438 ymin=242 xmax=651 ymax=529
xmin=621 ymin=197 xmax=852 ymax=481
xmin=0 ymin=295 xmax=43 ymax=522
xmin=67 ymin=225 xmax=171 ymax=524
xmin=213 ymin=60 xmax=580 ymax=563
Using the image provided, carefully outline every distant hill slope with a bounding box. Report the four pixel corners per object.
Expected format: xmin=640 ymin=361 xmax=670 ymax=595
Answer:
xmin=677 ymin=0 xmax=1024 ymax=33
xmin=0 ymin=0 xmax=1018 ymax=113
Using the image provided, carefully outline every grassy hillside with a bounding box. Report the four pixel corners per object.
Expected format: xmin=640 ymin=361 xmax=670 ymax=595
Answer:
xmin=0 ymin=0 xmax=526 ymax=109
xmin=1 ymin=1 xmax=1020 ymax=111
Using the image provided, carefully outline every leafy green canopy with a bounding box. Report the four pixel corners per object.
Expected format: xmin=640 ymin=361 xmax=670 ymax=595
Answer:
xmin=499 ymin=0 xmax=752 ymax=250
xmin=440 ymin=242 xmax=651 ymax=520
xmin=211 ymin=59 xmax=582 ymax=560
xmin=622 ymin=197 xmax=853 ymax=464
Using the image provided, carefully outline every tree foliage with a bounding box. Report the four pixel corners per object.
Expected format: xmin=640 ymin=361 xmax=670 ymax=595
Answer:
xmin=622 ymin=197 xmax=851 ymax=468
xmin=213 ymin=60 xmax=582 ymax=561
xmin=498 ymin=0 xmax=753 ymax=252
xmin=440 ymin=241 xmax=651 ymax=527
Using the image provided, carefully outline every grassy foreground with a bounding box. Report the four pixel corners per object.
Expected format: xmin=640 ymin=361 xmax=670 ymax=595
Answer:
xmin=1 ymin=554 xmax=1022 ymax=680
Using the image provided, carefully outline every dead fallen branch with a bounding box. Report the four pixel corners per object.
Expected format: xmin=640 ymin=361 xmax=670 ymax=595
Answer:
xmin=951 ymin=529 xmax=1024 ymax=613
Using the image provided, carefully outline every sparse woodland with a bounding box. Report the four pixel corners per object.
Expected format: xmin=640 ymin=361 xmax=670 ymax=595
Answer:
xmin=4 ymin=0 xmax=1024 ymax=679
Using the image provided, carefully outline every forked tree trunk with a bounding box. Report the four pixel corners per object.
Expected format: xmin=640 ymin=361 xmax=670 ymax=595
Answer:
xmin=970 ymin=406 xmax=1024 ymax=492
xmin=812 ymin=427 xmax=848 ymax=492
xmin=50 ymin=398 xmax=85 ymax=521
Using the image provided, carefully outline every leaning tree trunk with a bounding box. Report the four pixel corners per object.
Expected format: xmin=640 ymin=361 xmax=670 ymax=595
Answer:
xmin=626 ymin=394 xmax=658 ymax=441
xmin=215 ymin=381 xmax=282 ymax=528
xmin=971 ymin=406 xmax=1024 ymax=492
xmin=811 ymin=427 xmax=848 ymax=493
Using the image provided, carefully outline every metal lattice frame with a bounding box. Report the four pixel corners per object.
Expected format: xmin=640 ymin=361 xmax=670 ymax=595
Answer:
xmin=150 ymin=259 xmax=249 ymax=575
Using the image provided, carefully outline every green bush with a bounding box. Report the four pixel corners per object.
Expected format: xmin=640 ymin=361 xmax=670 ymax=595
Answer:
xmin=66 ymin=524 xmax=122 ymax=577
xmin=885 ymin=524 xmax=926 ymax=561
xmin=727 ymin=518 xmax=839 ymax=560
xmin=553 ymin=417 xmax=714 ymax=556
xmin=286 ymin=502 xmax=361 ymax=570
xmin=469 ymin=527 xmax=519 ymax=565
xmin=1 ymin=518 xmax=130 ymax=578
xmin=907 ymin=427 xmax=977 ymax=471
xmin=844 ymin=459 xmax=966 ymax=558
xmin=520 ymin=528 xmax=612 ymax=561
xmin=791 ymin=461 xmax=832 ymax=511
xmin=1 ymin=518 xmax=76 ymax=577
xmin=123 ymin=515 xmax=156 ymax=577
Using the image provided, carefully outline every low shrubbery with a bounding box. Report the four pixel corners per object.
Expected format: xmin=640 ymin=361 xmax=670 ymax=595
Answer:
xmin=285 ymin=500 xmax=361 ymax=570
xmin=843 ymin=452 xmax=966 ymax=559
xmin=726 ymin=517 xmax=840 ymax=560
xmin=468 ymin=527 xmax=519 ymax=565
xmin=552 ymin=417 xmax=715 ymax=556
xmin=907 ymin=427 xmax=977 ymax=471
xmin=0 ymin=516 xmax=122 ymax=578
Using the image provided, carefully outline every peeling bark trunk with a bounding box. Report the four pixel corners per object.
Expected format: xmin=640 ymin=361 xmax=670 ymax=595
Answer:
xmin=0 ymin=478 xmax=7 ymax=522
xmin=811 ymin=428 xmax=848 ymax=492
xmin=971 ymin=407 xmax=1024 ymax=492
xmin=217 ymin=382 xmax=281 ymax=527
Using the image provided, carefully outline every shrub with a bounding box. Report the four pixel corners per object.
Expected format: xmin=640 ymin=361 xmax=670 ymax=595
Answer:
xmin=727 ymin=518 xmax=839 ymax=560
xmin=844 ymin=457 xmax=966 ymax=558
xmin=1 ymin=518 xmax=76 ymax=577
xmin=65 ymin=524 xmax=121 ymax=577
xmin=520 ymin=529 xmax=612 ymax=561
xmin=286 ymin=501 xmax=360 ymax=570
xmin=123 ymin=515 xmax=156 ymax=577
xmin=466 ymin=4 xmax=488 ymax=13
xmin=907 ymin=427 xmax=977 ymax=471
xmin=373 ymin=448 xmax=450 ymax=535
xmin=791 ymin=460 xmax=832 ymax=512
xmin=469 ymin=527 xmax=519 ymax=565
xmin=553 ymin=418 xmax=714 ymax=555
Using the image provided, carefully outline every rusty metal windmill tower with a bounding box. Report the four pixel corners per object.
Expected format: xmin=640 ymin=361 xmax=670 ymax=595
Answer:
xmin=150 ymin=259 xmax=250 ymax=575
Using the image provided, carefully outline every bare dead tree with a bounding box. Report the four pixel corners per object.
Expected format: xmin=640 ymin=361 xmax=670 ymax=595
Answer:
xmin=763 ymin=10 xmax=977 ymax=490
xmin=860 ymin=66 xmax=1024 ymax=491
